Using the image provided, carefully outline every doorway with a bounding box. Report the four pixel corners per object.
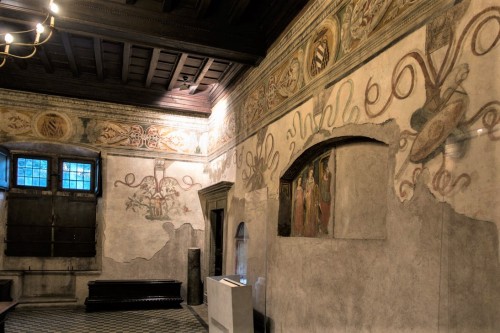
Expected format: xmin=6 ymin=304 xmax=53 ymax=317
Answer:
xmin=211 ymin=209 xmax=224 ymax=276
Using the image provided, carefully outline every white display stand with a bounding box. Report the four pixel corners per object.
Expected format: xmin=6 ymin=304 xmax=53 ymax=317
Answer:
xmin=206 ymin=275 xmax=254 ymax=333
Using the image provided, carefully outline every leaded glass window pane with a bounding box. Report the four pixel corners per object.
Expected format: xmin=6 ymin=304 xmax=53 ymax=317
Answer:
xmin=61 ymin=161 xmax=92 ymax=190
xmin=16 ymin=157 xmax=49 ymax=188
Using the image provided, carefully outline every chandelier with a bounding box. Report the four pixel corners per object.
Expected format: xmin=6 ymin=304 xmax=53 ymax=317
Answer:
xmin=0 ymin=0 xmax=59 ymax=68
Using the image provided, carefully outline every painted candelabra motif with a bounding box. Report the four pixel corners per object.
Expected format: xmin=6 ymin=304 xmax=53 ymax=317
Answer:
xmin=242 ymin=129 xmax=280 ymax=191
xmin=114 ymin=159 xmax=201 ymax=221
xmin=363 ymin=5 xmax=500 ymax=199
xmin=291 ymin=152 xmax=333 ymax=237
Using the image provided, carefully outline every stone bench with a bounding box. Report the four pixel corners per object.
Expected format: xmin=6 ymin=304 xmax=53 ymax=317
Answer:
xmin=85 ymin=279 xmax=183 ymax=311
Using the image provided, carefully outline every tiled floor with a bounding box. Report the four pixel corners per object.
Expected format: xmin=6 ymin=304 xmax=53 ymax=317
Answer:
xmin=5 ymin=304 xmax=208 ymax=333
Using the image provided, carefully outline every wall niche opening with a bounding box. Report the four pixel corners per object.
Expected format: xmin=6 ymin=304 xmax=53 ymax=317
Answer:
xmin=278 ymin=137 xmax=389 ymax=239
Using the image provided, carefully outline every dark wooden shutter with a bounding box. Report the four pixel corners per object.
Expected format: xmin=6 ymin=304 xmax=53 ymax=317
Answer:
xmin=53 ymin=196 xmax=96 ymax=257
xmin=6 ymin=194 xmax=52 ymax=256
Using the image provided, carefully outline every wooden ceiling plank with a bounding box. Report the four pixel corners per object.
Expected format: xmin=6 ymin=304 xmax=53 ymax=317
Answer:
xmin=122 ymin=42 xmax=131 ymax=83
xmin=162 ymin=0 xmax=175 ymax=12
xmin=0 ymin=0 xmax=285 ymax=65
xmin=61 ymin=32 xmax=80 ymax=77
xmin=189 ymin=57 xmax=214 ymax=94
xmin=145 ymin=48 xmax=161 ymax=88
xmin=228 ymin=0 xmax=251 ymax=25
xmin=37 ymin=45 xmax=54 ymax=73
xmin=94 ymin=37 xmax=104 ymax=80
xmin=196 ymin=0 xmax=211 ymax=18
xmin=167 ymin=53 xmax=188 ymax=91
xmin=209 ymin=62 xmax=245 ymax=102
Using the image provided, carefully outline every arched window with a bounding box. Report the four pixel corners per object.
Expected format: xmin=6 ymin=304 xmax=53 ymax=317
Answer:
xmin=235 ymin=222 xmax=248 ymax=281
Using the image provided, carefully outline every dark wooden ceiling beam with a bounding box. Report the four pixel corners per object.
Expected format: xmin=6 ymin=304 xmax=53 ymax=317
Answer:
xmin=60 ymin=32 xmax=79 ymax=77
xmin=0 ymin=0 xmax=265 ymax=65
xmin=189 ymin=57 xmax=214 ymax=94
xmin=228 ymin=0 xmax=251 ymax=25
xmin=0 ymin=69 xmax=211 ymax=115
xmin=162 ymin=0 xmax=176 ymax=12
xmin=167 ymin=53 xmax=188 ymax=91
xmin=145 ymin=48 xmax=161 ymax=88
xmin=37 ymin=45 xmax=54 ymax=73
xmin=196 ymin=0 xmax=211 ymax=18
xmin=122 ymin=42 xmax=131 ymax=83
xmin=14 ymin=58 xmax=28 ymax=70
xmin=93 ymin=37 xmax=104 ymax=80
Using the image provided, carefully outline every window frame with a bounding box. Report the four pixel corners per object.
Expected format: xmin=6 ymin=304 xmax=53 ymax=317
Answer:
xmin=0 ymin=147 xmax=9 ymax=190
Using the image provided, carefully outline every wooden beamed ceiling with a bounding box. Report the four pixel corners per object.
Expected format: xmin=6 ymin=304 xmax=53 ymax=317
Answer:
xmin=0 ymin=0 xmax=310 ymax=115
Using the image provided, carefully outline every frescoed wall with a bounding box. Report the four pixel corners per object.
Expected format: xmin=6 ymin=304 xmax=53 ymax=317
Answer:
xmin=0 ymin=0 xmax=498 ymax=332
xmin=208 ymin=0 xmax=500 ymax=331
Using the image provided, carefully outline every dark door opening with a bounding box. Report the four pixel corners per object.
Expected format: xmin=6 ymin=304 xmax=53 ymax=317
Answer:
xmin=211 ymin=209 xmax=224 ymax=276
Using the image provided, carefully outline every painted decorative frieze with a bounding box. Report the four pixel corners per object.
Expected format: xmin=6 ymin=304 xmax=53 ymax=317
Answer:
xmin=266 ymin=50 xmax=305 ymax=111
xmin=305 ymin=18 xmax=340 ymax=82
xmin=0 ymin=108 xmax=79 ymax=141
xmin=86 ymin=120 xmax=203 ymax=154
xmin=0 ymin=109 xmax=32 ymax=135
xmin=0 ymin=97 xmax=206 ymax=157
xmin=341 ymin=0 xmax=418 ymax=53
xmin=209 ymin=0 xmax=454 ymax=155
xmin=33 ymin=112 xmax=73 ymax=141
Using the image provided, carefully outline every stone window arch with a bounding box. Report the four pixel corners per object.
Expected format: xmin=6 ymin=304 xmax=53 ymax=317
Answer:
xmin=235 ymin=222 xmax=248 ymax=279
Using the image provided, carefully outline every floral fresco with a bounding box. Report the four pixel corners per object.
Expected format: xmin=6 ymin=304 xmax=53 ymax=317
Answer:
xmin=114 ymin=159 xmax=201 ymax=221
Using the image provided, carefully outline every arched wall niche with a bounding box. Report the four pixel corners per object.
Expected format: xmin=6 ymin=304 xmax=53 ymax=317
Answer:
xmin=278 ymin=135 xmax=390 ymax=240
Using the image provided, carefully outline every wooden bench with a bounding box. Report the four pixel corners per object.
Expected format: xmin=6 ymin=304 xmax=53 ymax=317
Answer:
xmin=0 ymin=301 xmax=18 ymax=333
xmin=85 ymin=280 xmax=183 ymax=311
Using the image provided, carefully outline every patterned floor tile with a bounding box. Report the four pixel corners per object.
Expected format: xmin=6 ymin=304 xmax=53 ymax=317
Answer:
xmin=5 ymin=305 xmax=208 ymax=333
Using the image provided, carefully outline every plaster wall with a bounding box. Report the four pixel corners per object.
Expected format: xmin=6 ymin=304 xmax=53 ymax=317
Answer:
xmin=207 ymin=0 xmax=500 ymax=331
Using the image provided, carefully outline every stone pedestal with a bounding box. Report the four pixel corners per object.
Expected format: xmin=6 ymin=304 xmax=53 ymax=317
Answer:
xmin=207 ymin=276 xmax=253 ymax=333
xmin=187 ymin=247 xmax=202 ymax=305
